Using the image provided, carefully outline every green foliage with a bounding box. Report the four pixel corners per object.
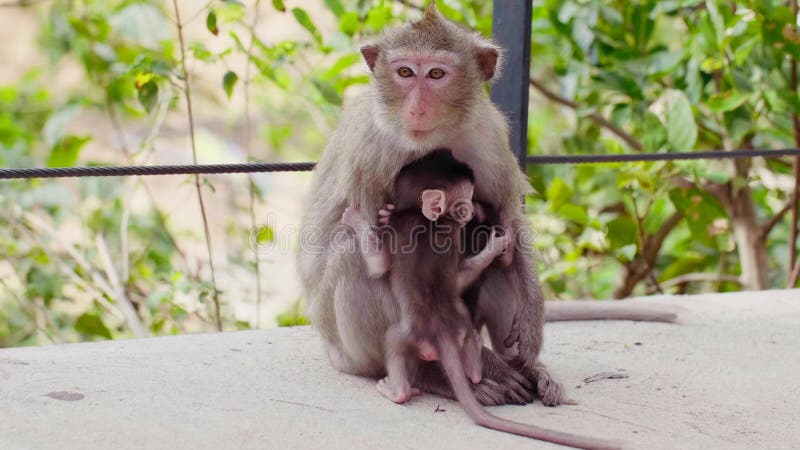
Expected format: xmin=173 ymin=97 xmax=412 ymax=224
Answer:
xmin=528 ymin=0 xmax=799 ymax=298
xmin=1 ymin=0 xmax=797 ymax=348
xmin=276 ymin=299 xmax=310 ymax=327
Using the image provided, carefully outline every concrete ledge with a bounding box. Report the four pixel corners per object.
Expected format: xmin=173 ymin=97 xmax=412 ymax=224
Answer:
xmin=1 ymin=290 xmax=799 ymax=449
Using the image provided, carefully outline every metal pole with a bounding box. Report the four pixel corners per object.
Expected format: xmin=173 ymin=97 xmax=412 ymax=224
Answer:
xmin=490 ymin=0 xmax=533 ymax=170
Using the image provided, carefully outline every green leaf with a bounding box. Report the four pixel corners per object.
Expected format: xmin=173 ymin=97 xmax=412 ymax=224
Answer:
xmin=311 ymin=78 xmax=342 ymax=105
xmin=223 ymin=70 xmax=238 ymax=99
xmin=206 ymin=11 xmax=219 ymax=36
xmin=663 ymin=90 xmax=697 ymax=151
xmin=74 ymin=313 xmax=113 ymax=340
xmin=606 ymin=216 xmax=637 ymax=249
xmin=668 ymin=187 xmax=726 ymax=244
xmin=272 ymin=0 xmax=286 ymax=12
xmin=339 ymin=11 xmax=360 ymax=36
xmin=556 ymin=203 xmax=588 ymax=225
xmin=707 ymin=91 xmax=749 ymax=113
xmin=215 ymin=1 xmax=245 ymax=22
xmin=641 ymin=111 xmax=667 ymax=152
xmin=47 ymin=135 xmax=90 ymax=168
xmin=323 ymin=53 xmax=360 ymax=79
xmin=645 ymin=51 xmax=683 ymax=76
xmin=546 ymin=178 xmax=573 ymax=211
xmin=42 ymin=103 xmax=82 ymax=148
xmin=324 ymin=0 xmax=345 ymax=17
xmin=256 ymin=225 xmax=274 ymax=244
xmin=136 ymin=78 xmax=159 ymax=113
xmin=292 ymin=8 xmax=322 ymax=45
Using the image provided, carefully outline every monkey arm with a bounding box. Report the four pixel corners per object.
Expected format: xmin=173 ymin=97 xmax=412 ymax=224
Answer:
xmin=458 ymin=232 xmax=510 ymax=292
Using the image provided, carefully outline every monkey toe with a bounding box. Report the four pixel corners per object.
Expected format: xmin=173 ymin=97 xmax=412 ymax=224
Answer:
xmin=537 ymin=375 xmax=565 ymax=407
xmin=376 ymin=378 xmax=413 ymax=404
xmin=510 ymin=360 xmax=566 ymax=406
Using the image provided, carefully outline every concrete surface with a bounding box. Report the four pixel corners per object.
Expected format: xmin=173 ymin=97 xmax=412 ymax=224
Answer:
xmin=1 ymin=290 xmax=799 ymax=450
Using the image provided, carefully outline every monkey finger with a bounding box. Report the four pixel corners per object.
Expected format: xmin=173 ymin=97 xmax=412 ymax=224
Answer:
xmin=472 ymin=380 xmax=507 ymax=406
xmin=504 ymin=386 xmax=529 ymax=406
xmin=504 ymin=360 xmax=535 ymax=391
xmin=503 ymin=318 xmax=521 ymax=348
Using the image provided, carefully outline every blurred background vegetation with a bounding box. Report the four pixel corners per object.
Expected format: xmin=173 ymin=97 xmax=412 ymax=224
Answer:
xmin=1 ymin=0 xmax=798 ymax=347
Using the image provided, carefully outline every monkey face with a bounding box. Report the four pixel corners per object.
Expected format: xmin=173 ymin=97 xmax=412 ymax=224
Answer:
xmin=359 ymin=6 xmax=501 ymax=147
xmin=383 ymin=50 xmax=463 ymax=137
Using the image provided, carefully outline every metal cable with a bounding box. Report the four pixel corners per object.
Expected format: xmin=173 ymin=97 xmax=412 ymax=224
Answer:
xmin=0 ymin=162 xmax=316 ymax=180
xmin=525 ymin=148 xmax=800 ymax=164
xmin=1 ymin=148 xmax=800 ymax=180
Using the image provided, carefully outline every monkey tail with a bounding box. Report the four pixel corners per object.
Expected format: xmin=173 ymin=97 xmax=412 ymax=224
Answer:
xmin=545 ymin=302 xmax=680 ymax=323
xmin=437 ymin=334 xmax=623 ymax=450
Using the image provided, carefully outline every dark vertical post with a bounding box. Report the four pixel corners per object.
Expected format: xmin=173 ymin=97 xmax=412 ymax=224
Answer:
xmin=490 ymin=0 xmax=533 ymax=170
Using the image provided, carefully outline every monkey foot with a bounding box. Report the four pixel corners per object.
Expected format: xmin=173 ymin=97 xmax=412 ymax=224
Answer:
xmin=376 ymin=378 xmax=420 ymax=404
xmin=508 ymin=357 xmax=565 ymax=406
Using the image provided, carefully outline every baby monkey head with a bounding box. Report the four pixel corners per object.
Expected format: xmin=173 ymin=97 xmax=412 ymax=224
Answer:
xmin=394 ymin=149 xmax=475 ymax=225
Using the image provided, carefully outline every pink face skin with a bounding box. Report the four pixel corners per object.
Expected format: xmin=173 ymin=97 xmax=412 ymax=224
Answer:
xmin=387 ymin=50 xmax=459 ymax=139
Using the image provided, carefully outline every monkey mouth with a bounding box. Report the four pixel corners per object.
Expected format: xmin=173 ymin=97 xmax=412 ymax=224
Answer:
xmin=407 ymin=128 xmax=436 ymax=140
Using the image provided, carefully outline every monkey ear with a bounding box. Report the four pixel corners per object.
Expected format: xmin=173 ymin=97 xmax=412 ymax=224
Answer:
xmin=421 ymin=189 xmax=446 ymax=221
xmin=475 ymin=46 xmax=500 ymax=81
xmin=360 ymin=44 xmax=380 ymax=72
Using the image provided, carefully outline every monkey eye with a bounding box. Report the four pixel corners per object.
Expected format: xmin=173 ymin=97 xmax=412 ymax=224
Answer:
xmin=428 ymin=68 xmax=445 ymax=79
xmin=397 ymin=66 xmax=414 ymax=78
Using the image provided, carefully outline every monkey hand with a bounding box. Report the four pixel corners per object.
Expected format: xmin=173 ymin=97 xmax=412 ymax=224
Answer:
xmin=377 ymin=203 xmax=395 ymax=226
xmin=485 ymin=231 xmax=512 ymax=262
xmin=341 ymin=206 xmax=368 ymax=231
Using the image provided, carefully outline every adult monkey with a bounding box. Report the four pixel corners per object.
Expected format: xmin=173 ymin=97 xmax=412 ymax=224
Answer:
xmin=298 ymin=5 xmax=674 ymax=406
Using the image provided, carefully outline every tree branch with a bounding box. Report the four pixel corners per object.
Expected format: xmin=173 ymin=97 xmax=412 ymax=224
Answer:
xmin=245 ymin=0 xmax=264 ymax=328
xmin=529 ymin=77 xmax=644 ymax=151
xmin=173 ymin=0 xmax=223 ymax=331
xmin=790 ymin=0 xmax=800 ymax=281
xmin=760 ymin=200 xmax=793 ymax=241
xmin=613 ymin=212 xmax=683 ymax=298
xmin=96 ymin=234 xmax=148 ymax=338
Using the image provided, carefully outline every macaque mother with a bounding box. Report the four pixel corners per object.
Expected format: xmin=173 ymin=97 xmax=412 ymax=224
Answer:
xmin=297 ymin=6 xmax=563 ymax=406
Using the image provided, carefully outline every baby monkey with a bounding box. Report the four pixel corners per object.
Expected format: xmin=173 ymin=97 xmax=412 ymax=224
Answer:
xmin=342 ymin=150 xmax=508 ymax=402
xmin=342 ymin=150 xmax=620 ymax=450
